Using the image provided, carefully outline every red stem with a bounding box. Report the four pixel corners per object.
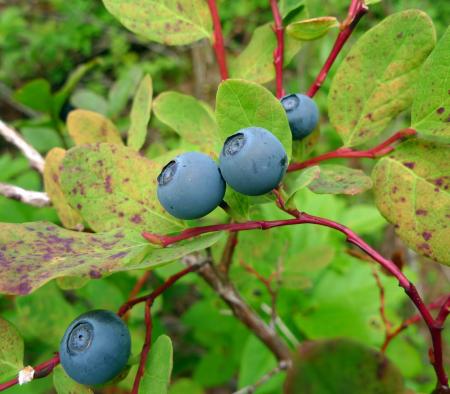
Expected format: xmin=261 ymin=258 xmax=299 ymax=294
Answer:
xmin=287 ymin=128 xmax=416 ymax=172
xmin=0 ymin=354 xmax=60 ymax=392
xmin=143 ymin=211 xmax=448 ymax=388
xmin=306 ymin=0 xmax=368 ymax=98
xmin=131 ymin=298 xmax=153 ymax=394
xmin=207 ymin=0 xmax=229 ymax=80
xmin=270 ymin=0 xmax=285 ymax=98
xmin=123 ymin=271 xmax=152 ymax=322
xmin=372 ymin=269 xmax=392 ymax=333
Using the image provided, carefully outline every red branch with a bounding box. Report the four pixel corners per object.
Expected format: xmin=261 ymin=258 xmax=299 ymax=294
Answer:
xmin=207 ymin=0 xmax=229 ymax=80
xmin=143 ymin=210 xmax=449 ymax=388
xmin=381 ymin=295 xmax=449 ymax=353
xmin=306 ymin=0 xmax=368 ymax=97
xmin=372 ymin=269 xmax=393 ymax=333
xmin=118 ymin=266 xmax=196 ymax=394
xmin=270 ymin=0 xmax=285 ymax=98
xmin=0 ymin=354 xmax=60 ymax=392
xmin=287 ymin=128 xmax=417 ymax=172
xmin=123 ymin=271 xmax=152 ymax=322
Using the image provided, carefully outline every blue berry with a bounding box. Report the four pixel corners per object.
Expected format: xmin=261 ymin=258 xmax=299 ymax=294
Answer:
xmin=60 ymin=310 xmax=131 ymax=386
xmin=157 ymin=152 xmax=225 ymax=220
xmin=281 ymin=93 xmax=319 ymax=140
xmin=219 ymin=127 xmax=287 ymax=196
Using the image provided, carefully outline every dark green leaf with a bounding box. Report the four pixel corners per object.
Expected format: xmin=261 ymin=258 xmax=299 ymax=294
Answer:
xmin=128 ymin=75 xmax=153 ymax=151
xmin=372 ymin=140 xmax=450 ymax=265
xmin=285 ymin=339 xmax=405 ymax=394
xmin=102 ymin=0 xmax=212 ymax=46
xmin=13 ymin=79 xmax=52 ymax=114
xmin=411 ymin=26 xmax=450 ymax=138
xmin=329 ymin=10 xmax=436 ymax=146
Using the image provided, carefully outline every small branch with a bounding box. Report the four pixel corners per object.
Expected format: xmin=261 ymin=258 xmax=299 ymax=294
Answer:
xmin=0 ymin=119 xmax=45 ymax=174
xmin=188 ymin=256 xmax=291 ymax=362
xmin=131 ymin=298 xmax=153 ymax=394
xmin=0 ymin=354 xmax=60 ymax=392
xmin=288 ymin=128 xmax=416 ymax=172
xmin=218 ymin=231 xmax=239 ymax=277
xmin=372 ymin=268 xmax=393 ymax=333
xmin=0 ymin=183 xmax=50 ymax=207
xmin=233 ymin=360 xmax=290 ymax=394
xmin=436 ymin=296 xmax=450 ymax=327
xmin=381 ymin=295 xmax=448 ymax=353
xmin=261 ymin=303 xmax=300 ymax=347
xmin=207 ymin=0 xmax=229 ymax=80
xmin=270 ymin=0 xmax=285 ymax=98
xmin=123 ymin=271 xmax=152 ymax=322
xmin=306 ymin=0 xmax=368 ymax=97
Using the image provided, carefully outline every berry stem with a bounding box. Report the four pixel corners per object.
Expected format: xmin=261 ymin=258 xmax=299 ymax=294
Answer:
xmin=306 ymin=0 xmax=368 ymax=98
xmin=207 ymin=0 xmax=229 ymax=80
xmin=287 ymin=128 xmax=416 ymax=172
xmin=143 ymin=209 xmax=448 ymax=388
xmin=270 ymin=0 xmax=285 ymax=98
xmin=0 ymin=354 xmax=60 ymax=392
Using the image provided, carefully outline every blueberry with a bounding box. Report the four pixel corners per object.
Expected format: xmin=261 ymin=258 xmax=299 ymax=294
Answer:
xmin=219 ymin=127 xmax=288 ymax=196
xmin=60 ymin=310 xmax=131 ymax=386
xmin=157 ymin=152 xmax=226 ymax=220
xmin=281 ymin=93 xmax=319 ymax=140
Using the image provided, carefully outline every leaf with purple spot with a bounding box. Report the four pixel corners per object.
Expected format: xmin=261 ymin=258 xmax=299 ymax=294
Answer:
xmin=372 ymin=140 xmax=450 ymax=265
xmin=60 ymin=143 xmax=184 ymax=233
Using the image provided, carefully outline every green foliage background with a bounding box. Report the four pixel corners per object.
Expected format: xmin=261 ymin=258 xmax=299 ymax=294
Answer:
xmin=0 ymin=0 xmax=449 ymax=393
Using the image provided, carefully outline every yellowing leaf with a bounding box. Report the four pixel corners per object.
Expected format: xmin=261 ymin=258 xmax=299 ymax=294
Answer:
xmin=287 ymin=17 xmax=338 ymax=41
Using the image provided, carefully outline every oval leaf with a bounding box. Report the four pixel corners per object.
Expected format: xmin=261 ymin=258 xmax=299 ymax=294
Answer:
xmin=308 ymin=165 xmax=373 ymax=195
xmin=372 ymin=140 xmax=450 ymax=265
xmin=44 ymin=148 xmax=83 ymax=230
xmin=329 ymin=10 xmax=436 ymax=147
xmin=285 ymin=339 xmax=405 ymax=394
xmin=287 ymin=16 xmax=338 ymax=41
xmin=153 ymin=92 xmax=220 ymax=155
xmin=411 ymin=26 xmax=450 ymax=138
xmin=0 ymin=221 xmax=221 ymax=295
xmin=139 ymin=335 xmax=173 ymax=394
xmin=102 ymin=0 xmax=212 ymax=46
xmin=53 ymin=365 xmax=93 ymax=394
xmin=0 ymin=318 xmax=23 ymax=380
xmin=60 ymin=143 xmax=183 ymax=233
xmin=128 ymin=74 xmax=153 ymax=151
xmin=229 ymin=23 xmax=303 ymax=84
xmin=216 ymin=79 xmax=292 ymax=160
xmin=67 ymin=110 xmax=123 ymax=146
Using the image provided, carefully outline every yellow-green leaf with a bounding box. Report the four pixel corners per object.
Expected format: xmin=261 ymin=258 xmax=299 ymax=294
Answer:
xmin=329 ymin=10 xmax=436 ymax=147
xmin=287 ymin=16 xmax=338 ymax=41
xmin=0 ymin=318 xmax=23 ymax=380
xmin=67 ymin=109 xmax=123 ymax=145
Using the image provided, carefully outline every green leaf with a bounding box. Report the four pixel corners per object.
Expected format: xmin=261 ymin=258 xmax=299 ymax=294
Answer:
xmin=308 ymin=165 xmax=373 ymax=195
xmin=0 ymin=221 xmax=221 ymax=295
xmin=169 ymin=379 xmax=204 ymax=394
xmin=67 ymin=110 xmax=123 ymax=146
xmin=372 ymin=140 xmax=450 ymax=265
xmin=223 ymin=188 xmax=249 ymax=222
xmin=108 ymin=66 xmax=143 ymax=118
xmin=329 ymin=10 xmax=436 ymax=147
xmin=139 ymin=335 xmax=173 ymax=394
xmin=229 ymin=23 xmax=303 ymax=84
xmin=291 ymin=128 xmax=320 ymax=162
xmin=411 ymin=26 xmax=450 ymax=138
xmin=102 ymin=0 xmax=212 ymax=46
xmin=153 ymin=92 xmax=220 ymax=155
xmin=44 ymin=148 xmax=83 ymax=230
xmin=21 ymin=126 xmax=63 ymax=154
xmin=0 ymin=318 xmax=23 ymax=379
xmin=287 ymin=16 xmax=338 ymax=41
xmin=71 ymin=89 xmax=109 ymax=116
xmin=284 ymin=339 xmax=405 ymax=394
xmin=128 ymin=74 xmax=153 ymax=151
xmin=283 ymin=166 xmax=320 ymax=203
xmin=60 ymin=143 xmax=183 ymax=233
xmin=53 ymin=366 xmax=93 ymax=394
xmin=216 ymin=79 xmax=292 ymax=160
xmin=13 ymin=79 xmax=53 ymax=114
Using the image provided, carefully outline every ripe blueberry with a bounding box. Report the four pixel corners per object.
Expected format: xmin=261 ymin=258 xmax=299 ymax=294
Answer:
xmin=157 ymin=152 xmax=226 ymax=220
xmin=281 ymin=93 xmax=319 ymax=140
xmin=219 ymin=127 xmax=288 ymax=196
xmin=59 ymin=310 xmax=131 ymax=386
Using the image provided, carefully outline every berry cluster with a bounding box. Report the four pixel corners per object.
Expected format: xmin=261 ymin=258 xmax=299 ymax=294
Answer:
xmin=157 ymin=94 xmax=318 ymax=220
